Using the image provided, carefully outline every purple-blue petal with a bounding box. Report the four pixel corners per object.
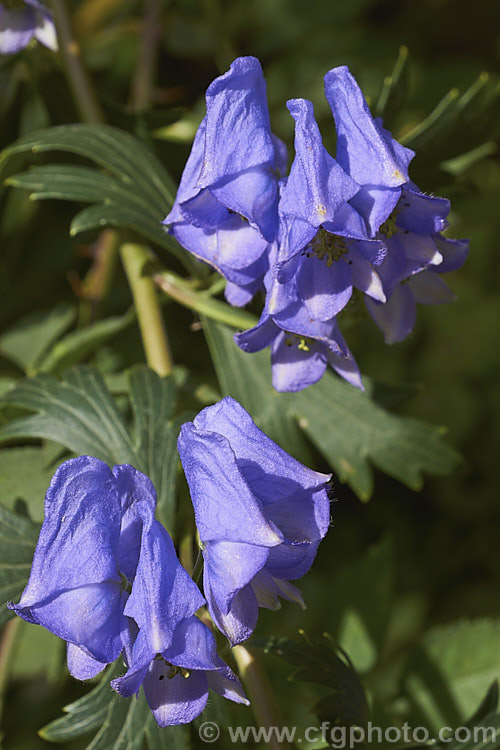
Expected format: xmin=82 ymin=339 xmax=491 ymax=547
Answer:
xmin=113 ymin=464 xmax=157 ymax=581
xmin=397 ymin=187 xmax=450 ymax=234
xmin=9 ymin=456 xmax=127 ymax=663
xmin=143 ymin=661 xmax=209 ymax=727
xmin=191 ymin=397 xmax=330 ymax=493
xmin=123 ymin=506 xmax=205 ymax=654
xmin=178 ymin=423 xmax=283 ymax=546
xmin=199 ymin=56 xmax=280 ymax=240
xmin=206 ymin=582 xmax=259 ymax=646
xmin=207 ymin=663 xmax=250 ymax=705
xmin=163 ymin=616 xmax=220 ymax=671
xmin=296 ymin=255 xmax=353 ymax=320
xmin=67 ymin=643 xmax=107 ymax=681
xmin=324 ymin=66 xmax=414 ymax=188
xmin=366 ymin=283 xmax=417 ymax=343
xmin=203 ymin=540 xmax=269 ymax=615
xmin=279 ymin=98 xmax=358 ymax=238
xmin=270 ymin=332 xmax=328 ymax=392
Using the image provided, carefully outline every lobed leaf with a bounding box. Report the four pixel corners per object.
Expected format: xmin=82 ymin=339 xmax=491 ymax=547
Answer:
xmin=0 ymin=124 xmax=199 ymax=273
xmin=257 ymin=634 xmax=369 ymax=729
xmin=0 ymin=503 xmax=39 ymax=625
xmin=0 ymin=365 xmax=181 ymax=533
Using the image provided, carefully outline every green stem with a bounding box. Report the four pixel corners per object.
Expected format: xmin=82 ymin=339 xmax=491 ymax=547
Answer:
xmin=154 ymin=271 xmax=258 ymax=330
xmin=120 ymin=243 xmax=174 ymax=376
xmin=0 ymin=619 xmax=20 ymax=701
xmin=232 ymin=645 xmax=293 ymax=750
xmin=130 ymin=0 xmax=162 ymax=112
xmin=51 ymin=0 xmax=104 ymax=124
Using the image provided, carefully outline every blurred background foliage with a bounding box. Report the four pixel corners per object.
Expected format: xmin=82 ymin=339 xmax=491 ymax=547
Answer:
xmin=0 ymin=0 xmax=499 ymax=747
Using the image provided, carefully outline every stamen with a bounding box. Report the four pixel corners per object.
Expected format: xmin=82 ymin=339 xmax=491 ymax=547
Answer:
xmin=283 ymin=332 xmax=314 ymax=353
xmin=303 ymin=228 xmax=349 ymax=265
xmin=379 ymin=209 xmax=399 ymax=238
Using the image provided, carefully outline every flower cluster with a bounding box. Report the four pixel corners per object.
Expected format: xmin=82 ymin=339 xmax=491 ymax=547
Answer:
xmin=0 ymin=1 xmax=57 ymax=54
xmin=9 ymin=398 xmax=330 ymax=727
xmin=165 ymin=58 xmax=468 ymax=392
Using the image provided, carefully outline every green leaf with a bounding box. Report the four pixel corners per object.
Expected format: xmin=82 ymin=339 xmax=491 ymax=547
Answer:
xmin=38 ymin=308 xmax=136 ymax=376
xmin=257 ymin=634 xmax=369 ymax=729
xmin=405 ymin=620 xmax=500 ymax=732
xmin=0 ymin=367 xmax=135 ymax=466
xmin=0 ymin=124 xmax=198 ymax=274
xmin=375 ymin=45 xmax=409 ymax=123
xmin=0 ymin=305 xmax=76 ymax=374
xmin=128 ymin=365 xmax=184 ymax=534
xmin=40 ymin=665 xmax=119 ymax=743
xmin=41 ymin=662 xmax=190 ymax=749
xmin=0 ymin=446 xmax=60 ymax=521
xmin=0 ymin=365 xmax=181 ymax=530
xmin=0 ymin=503 xmax=39 ymax=625
xmin=400 ymin=72 xmax=500 ymax=159
xmin=202 ymin=319 xmax=460 ymax=500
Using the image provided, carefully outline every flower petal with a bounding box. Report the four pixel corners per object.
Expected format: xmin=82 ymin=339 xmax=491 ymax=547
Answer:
xmin=192 ymin=397 xmax=330 ymax=493
xmin=296 ymin=254 xmax=353 ymax=320
xmin=207 ymin=664 xmax=250 ymax=705
xmin=113 ymin=464 xmax=157 ymax=582
xmin=407 ymin=270 xmax=455 ymax=304
xmin=33 ymin=9 xmax=57 ymax=50
xmin=203 ymin=540 xmax=269 ymax=614
xmin=279 ymin=98 xmax=358 ymax=240
xmin=67 ymin=643 xmax=107 ymax=681
xmin=164 ymin=616 xmax=220 ymax=671
xmin=178 ymin=424 xmax=283 ymax=546
xmin=271 ymin=332 xmax=328 ymax=392
xmin=0 ymin=8 xmax=36 ymax=54
xmin=124 ymin=507 xmax=205 ymax=655
xmin=397 ymin=187 xmax=450 ymax=234
xmin=434 ymin=236 xmax=469 ymax=272
xmin=200 ymin=56 xmax=280 ymax=240
xmin=206 ymin=582 xmax=259 ymax=646
xmin=324 ymin=66 xmax=414 ymax=188
xmin=366 ymin=283 xmax=416 ymax=343
xmin=234 ymin=314 xmax=279 ymax=353
xmin=143 ymin=661 xmax=209 ymax=727
xmin=9 ymin=456 xmax=126 ymax=663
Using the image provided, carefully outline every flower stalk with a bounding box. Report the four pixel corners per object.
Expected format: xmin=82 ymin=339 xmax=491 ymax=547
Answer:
xmin=120 ymin=243 xmax=174 ymax=376
xmin=232 ymin=645 xmax=292 ymax=750
xmin=51 ymin=0 xmax=104 ymax=124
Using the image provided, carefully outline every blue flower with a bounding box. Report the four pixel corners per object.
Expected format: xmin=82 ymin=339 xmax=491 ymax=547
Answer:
xmin=323 ymin=66 xmax=468 ymax=342
xmin=177 ymin=398 xmax=331 ymax=645
xmin=8 ymin=456 xmax=153 ymax=676
xmin=324 ymin=65 xmax=415 ymax=236
xmin=164 ymin=56 xmax=286 ymax=307
xmin=277 ymin=97 xmax=387 ymax=322
xmin=9 ymin=455 xmax=247 ymax=726
xmin=366 ymin=193 xmax=469 ymax=342
xmin=0 ymin=0 xmax=57 ymax=54
xmin=110 ymin=501 xmax=248 ymax=726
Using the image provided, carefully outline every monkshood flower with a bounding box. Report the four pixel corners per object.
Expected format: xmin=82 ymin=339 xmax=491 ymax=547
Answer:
xmin=0 ymin=0 xmax=57 ymax=54
xmin=164 ymin=56 xmax=286 ymax=307
xmin=324 ymin=65 xmax=415 ymax=236
xmin=235 ymin=302 xmax=363 ymax=392
xmin=9 ymin=455 xmax=247 ymax=726
xmin=177 ymin=397 xmax=331 ymax=645
xmin=8 ymin=456 xmax=152 ymax=678
xmin=324 ymin=66 xmax=468 ymax=341
xmin=366 ymin=201 xmax=469 ymax=342
xmin=277 ymin=97 xmax=387 ymax=321
xmin=110 ymin=501 xmax=248 ymax=726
